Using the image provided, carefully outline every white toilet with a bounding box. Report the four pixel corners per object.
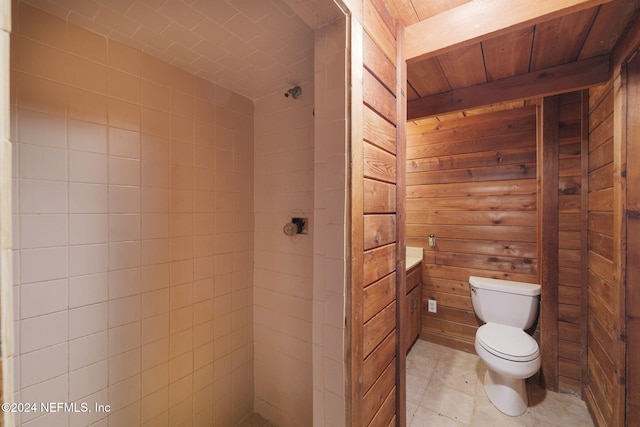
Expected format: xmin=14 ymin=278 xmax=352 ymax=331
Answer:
xmin=469 ymin=276 xmax=541 ymax=416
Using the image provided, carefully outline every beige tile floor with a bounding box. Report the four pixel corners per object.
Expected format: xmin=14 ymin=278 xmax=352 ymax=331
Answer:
xmin=237 ymin=412 xmax=276 ymax=427
xmin=239 ymin=339 xmax=595 ymax=427
xmin=407 ymin=339 xmax=595 ymax=427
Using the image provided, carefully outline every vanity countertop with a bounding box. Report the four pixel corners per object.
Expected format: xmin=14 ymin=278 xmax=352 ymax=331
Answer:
xmin=406 ymin=246 xmax=423 ymax=271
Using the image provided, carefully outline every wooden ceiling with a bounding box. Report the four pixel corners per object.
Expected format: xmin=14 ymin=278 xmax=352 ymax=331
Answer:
xmin=385 ymin=0 xmax=640 ymax=121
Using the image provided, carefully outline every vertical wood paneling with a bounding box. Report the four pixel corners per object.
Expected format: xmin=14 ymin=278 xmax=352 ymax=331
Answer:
xmin=556 ymin=92 xmax=586 ymax=394
xmin=351 ymin=2 xmax=404 ymax=425
xmin=406 ymin=107 xmax=538 ymax=352
xmin=349 ymin=17 xmax=366 ymax=427
xmin=538 ymin=96 xmax=560 ymax=391
xmin=610 ymin=62 xmax=627 ymax=427
xmin=626 ymin=51 xmax=640 ymax=422
xmin=394 ymin=21 xmax=407 ymax=426
xmin=584 ymin=69 xmax=625 ymax=426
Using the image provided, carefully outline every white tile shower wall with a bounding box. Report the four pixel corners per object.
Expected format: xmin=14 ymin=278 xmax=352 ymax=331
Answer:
xmin=10 ymin=3 xmax=254 ymax=426
xmin=253 ymin=82 xmax=314 ymax=426
xmin=313 ymin=17 xmax=348 ymax=427
xmin=1 ymin=1 xmax=15 ymax=427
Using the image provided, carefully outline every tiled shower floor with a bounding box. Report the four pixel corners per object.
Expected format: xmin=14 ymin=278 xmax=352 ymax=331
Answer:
xmin=407 ymin=339 xmax=595 ymax=426
xmin=238 ymin=339 xmax=594 ymax=427
xmin=237 ymin=412 xmax=276 ymax=427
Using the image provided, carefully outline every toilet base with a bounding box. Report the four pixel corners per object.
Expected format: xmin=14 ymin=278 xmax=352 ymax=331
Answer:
xmin=483 ymin=369 xmax=528 ymax=416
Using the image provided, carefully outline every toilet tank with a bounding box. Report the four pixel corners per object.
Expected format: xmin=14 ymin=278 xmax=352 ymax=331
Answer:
xmin=469 ymin=276 xmax=541 ymax=329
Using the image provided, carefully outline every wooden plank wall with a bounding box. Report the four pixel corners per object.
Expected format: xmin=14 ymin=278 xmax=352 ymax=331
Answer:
xmin=626 ymin=51 xmax=640 ymax=424
xmin=406 ymin=107 xmax=538 ymax=352
xmin=351 ymin=0 xmax=406 ymax=425
xmin=584 ymin=77 xmax=624 ymax=427
xmin=556 ymin=92 xmax=585 ymax=394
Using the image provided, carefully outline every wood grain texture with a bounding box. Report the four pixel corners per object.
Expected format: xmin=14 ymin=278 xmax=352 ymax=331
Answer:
xmin=538 ymin=96 xmax=560 ymax=391
xmin=352 ymin=4 xmax=403 ymax=425
xmin=408 ymin=55 xmax=609 ymax=119
xmin=407 ymin=106 xmax=538 ymax=351
xmin=625 ymin=51 xmax=640 ymax=423
xmin=404 ymin=0 xmax=612 ymax=62
xmin=584 ymin=66 xmax=623 ymax=426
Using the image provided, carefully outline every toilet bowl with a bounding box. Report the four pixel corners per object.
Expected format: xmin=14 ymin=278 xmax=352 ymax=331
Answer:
xmin=475 ymin=323 xmax=541 ymax=415
xmin=469 ymin=276 xmax=541 ymax=416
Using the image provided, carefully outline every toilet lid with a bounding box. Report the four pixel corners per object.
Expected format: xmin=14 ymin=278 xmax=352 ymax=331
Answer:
xmin=477 ymin=323 xmax=539 ymax=362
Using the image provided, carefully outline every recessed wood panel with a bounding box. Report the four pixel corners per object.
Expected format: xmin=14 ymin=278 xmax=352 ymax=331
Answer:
xmin=363 ymin=302 xmax=396 ymax=358
xmin=362 ymin=330 xmax=396 ymax=393
xmin=364 ymin=141 xmax=397 ymax=183
xmin=407 ymin=224 xmax=536 ymax=242
xmin=364 ymin=105 xmax=397 ymax=154
xmin=363 ymin=0 xmax=396 ymax=66
xmin=437 ymin=44 xmax=487 ymax=89
xmin=407 ymin=56 xmax=449 ymax=97
xmin=364 ymin=70 xmax=397 ymax=125
xmin=362 ymin=357 xmax=396 ymax=426
xmin=407 ymin=162 xmax=536 ymax=186
xmin=363 ymin=243 xmax=397 ymax=286
xmin=530 ymin=8 xmax=596 ymax=71
xmin=406 ymin=195 xmax=537 ymax=212
xmin=364 ymin=214 xmax=397 ymax=250
xmin=364 ymin=32 xmax=396 ymax=96
xmin=408 ymin=146 xmax=536 ymax=173
xmin=364 ymin=179 xmax=396 ymax=213
xmin=482 ymin=27 xmax=534 ymax=81
xmin=363 ymin=272 xmax=396 ymax=322
xmin=407 ymin=178 xmax=536 ymax=198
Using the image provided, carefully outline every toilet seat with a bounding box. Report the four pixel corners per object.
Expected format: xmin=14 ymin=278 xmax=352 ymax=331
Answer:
xmin=477 ymin=323 xmax=539 ymax=362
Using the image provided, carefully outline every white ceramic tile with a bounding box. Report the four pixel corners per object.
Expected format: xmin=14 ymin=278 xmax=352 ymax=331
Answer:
xmin=20 ymin=311 xmax=68 ymax=353
xmin=109 ymin=322 xmax=141 ymax=357
xmin=20 ymin=342 xmax=68 ymax=388
xmin=141 ymin=335 xmax=170 ymax=369
xmin=142 ymin=289 xmax=169 ymax=318
xmin=20 ymin=279 xmax=68 ymax=319
xmin=142 ymin=213 xmax=169 ymax=239
xmin=108 ymin=374 xmax=141 ymax=413
xmin=109 ymin=127 xmax=141 ymax=159
xmin=109 ymin=213 xmax=141 ymax=242
xmin=69 ymin=360 xmax=108 ymax=401
xmin=69 ymin=150 xmax=108 ymax=183
xmin=108 ymin=348 xmax=141 ymax=385
xmin=69 ymin=273 xmax=108 ymax=309
xmin=19 ymin=374 xmax=69 ymax=424
xmin=109 ymin=156 xmax=141 ymax=186
xmin=141 ymin=362 xmax=169 ymax=398
xmin=17 ymin=108 xmax=66 ymax=148
xmin=68 ymin=119 xmax=108 ymax=154
xmin=141 ymin=238 xmax=170 ymax=266
xmin=69 ymin=183 xmax=108 ymax=214
xmin=69 ymin=214 xmax=108 ymax=245
xmin=68 ymin=303 xmax=108 ymax=340
xmin=109 ymin=185 xmax=141 ymax=213
xmin=108 ymin=295 xmax=141 ymax=328
xmin=19 ymin=246 xmax=68 ymax=284
xmin=19 ymin=144 xmax=67 ymax=181
xmin=108 ymin=268 xmax=141 ymax=299
xmin=19 ymin=179 xmax=67 ymax=214
xmin=68 ymin=331 xmax=108 ymax=371
xmin=109 ymin=241 xmax=141 ymax=271
xmin=69 ymin=244 xmax=109 ymax=277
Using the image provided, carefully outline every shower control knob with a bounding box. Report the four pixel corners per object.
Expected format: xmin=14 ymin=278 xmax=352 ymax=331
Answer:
xmin=283 ymin=222 xmax=297 ymax=236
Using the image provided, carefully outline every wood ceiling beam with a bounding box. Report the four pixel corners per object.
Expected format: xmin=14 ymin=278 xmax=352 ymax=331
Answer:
xmin=611 ymin=5 xmax=640 ymax=67
xmin=404 ymin=0 xmax=613 ymax=63
xmin=407 ymin=54 xmax=609 ymax=120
